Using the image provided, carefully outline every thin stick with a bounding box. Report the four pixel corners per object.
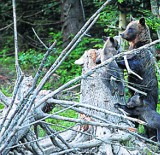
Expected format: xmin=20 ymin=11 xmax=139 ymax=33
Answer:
xmin=124 ymin=55 xmax=143 ymax=80
xmin=126 ymin=85 xmax=147 ymax=96
xmin=0 ymin=91 xmax=11 ymax=106
xmin=0 ymin=0 xmax=24 ymax=134
xmin=12 ymin=0 xmax=22 ymax=77
xmin=32 ymin=27 xmax=48 ymax=49
xmin=80 ymin=0 xmax=86 ymax=22
xmin=46 ymin=99 xmax=146 ymax=125
xmin=33 ymin=0 xmax=113 ymax=94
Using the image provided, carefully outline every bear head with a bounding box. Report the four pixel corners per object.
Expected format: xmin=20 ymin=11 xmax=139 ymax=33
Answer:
xmin=127 ymin=93 xmax=144 ymax=108
xmin=100 ymin=37 xmax=119 ymax=62
xmin=120 ymin=17 xmax=151 ymax=49
xmin=103 ymin=36 xmax=120 ymax=51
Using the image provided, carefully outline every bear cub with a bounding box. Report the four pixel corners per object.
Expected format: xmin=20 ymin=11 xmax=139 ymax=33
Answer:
xmin=115 ymin=94 xmax=160 ymax=142
xmin=97 ymin=37 xmax=124 ymax=98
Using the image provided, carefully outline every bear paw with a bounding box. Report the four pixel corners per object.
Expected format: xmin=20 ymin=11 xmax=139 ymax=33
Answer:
xmin=114 ymin=103 xmax=122 ymax=108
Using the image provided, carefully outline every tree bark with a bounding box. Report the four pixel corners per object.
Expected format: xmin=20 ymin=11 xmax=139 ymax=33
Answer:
xmin=150 ymin=0 xmax=160 ymax=38
xmin=118 ymin=12 xmax=126 ymax=35
xmin=61 ymin=0 xmax=84 ymax=47
xmin=68 ymin=49 xmax=135 ymax=154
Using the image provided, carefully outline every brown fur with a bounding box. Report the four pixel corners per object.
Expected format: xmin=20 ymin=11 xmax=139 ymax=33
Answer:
xmin=118 ymin=18 xmax=158 ymax=141
xmin=121 ymin=17 xmax=152 ymax=50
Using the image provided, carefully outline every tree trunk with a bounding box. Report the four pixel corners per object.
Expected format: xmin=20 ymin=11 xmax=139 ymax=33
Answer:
xmin=68 ymin=49 xmax=137 ymax=154
xmin=150 ymin=0 xmax=160 ymax=39
xmin=66 ymin=47 xmax=160 ymax=154
xmin=118 ymin=12 xmax=126 ymax=35
xmin=61 ymin=0 xmax=84 ymax=47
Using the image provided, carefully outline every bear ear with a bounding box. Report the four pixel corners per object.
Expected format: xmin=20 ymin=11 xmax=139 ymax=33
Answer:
xmin=109 ymin=37 xmax=115 ymax=44
xmin=139 ymin=17 xmax=145 ymax=26
xmin=102 ymin=36 xmax=108 ymax=41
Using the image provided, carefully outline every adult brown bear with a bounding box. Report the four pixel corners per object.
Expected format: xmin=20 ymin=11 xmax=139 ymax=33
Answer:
xmin=118 ymin=17 xmax=158 ymax=110
xmin=117 ymin=17 xmax=158 ymax=140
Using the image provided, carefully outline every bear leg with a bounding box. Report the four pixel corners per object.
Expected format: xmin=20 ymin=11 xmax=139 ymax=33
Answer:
xmin=145 ymin=127 xmax=157 ymax=142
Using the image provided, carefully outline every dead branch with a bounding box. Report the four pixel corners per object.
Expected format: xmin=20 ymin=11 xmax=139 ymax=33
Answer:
xmin=12 ymin=0 xmax=22 ymax=76
xmin=126 ymin=84 xmax=147 ymax=96
xmin=124 ymin=55 xmax=143 ymax=80
xmin=0 ymin=0 xmax=160 ymax=154
xmin=32 ymin=27 xmax=48 ymax=49
xmin=80 ymin=0 xmax=86 ymax=22
xmin=46 ymin=98 xmax=146 ymax=125
xmin=35 ymin=39 xmax=160 ymax=109
xmin=0 ymin=91 xmax=11 ymax=106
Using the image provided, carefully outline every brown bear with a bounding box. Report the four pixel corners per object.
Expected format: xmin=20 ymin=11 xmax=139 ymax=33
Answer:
xmin=98 ymin=37 xmax=124 ymax=101
xmin=117 ymin=17 xmax=158 ymax=110
xmin=115 ymin=94 xmax=160 ymax=142
xmin=117 ymin=17 xmax=158 ymax=140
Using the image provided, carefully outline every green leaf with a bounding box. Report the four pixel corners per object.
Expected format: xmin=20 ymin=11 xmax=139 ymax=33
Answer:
xmin=118 ymin=0 xmax=124 ymax=3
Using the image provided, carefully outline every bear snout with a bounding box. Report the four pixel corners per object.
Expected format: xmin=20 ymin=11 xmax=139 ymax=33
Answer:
xmin=120 ymin=33 xmax=125 ymax=39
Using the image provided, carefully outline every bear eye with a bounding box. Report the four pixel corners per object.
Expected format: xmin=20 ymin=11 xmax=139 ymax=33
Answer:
xmin=128 ymin=27 xmax=133 ymax=32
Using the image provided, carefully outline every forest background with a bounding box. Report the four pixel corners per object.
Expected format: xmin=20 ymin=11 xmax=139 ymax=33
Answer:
xmin=0 ymin=0 xmax=160 ymax=131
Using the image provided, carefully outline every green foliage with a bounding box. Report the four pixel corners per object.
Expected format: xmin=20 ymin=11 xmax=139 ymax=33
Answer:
xmin=19 ymin=49 xmax=56 ymax=70
xmin=55 ymin=36 xmax=103 ymax=84
xmin=0 ymin=56 xmax=15 ymax=68
xmin=146 ymin=16 xmax=160 ymax=31
xmin=157 ymin=61 xmax=160 ymax=104
xmin=1 ymin=47 xmax=11 ymax=58
xmin=1 ymin=85 xmax=12 ymax=97
xmin=48 ymin=31 xmax=63 ymax=46
xmin=98 ymin=6 xmax=119 ymax=36
xmin=19 ymin=49 xmax=43 ymax=69
xmin=117 ymin=0 xmax=124 ymax=3
xmin=0 ymin=36 xmax=14 ymax=58
xmin=92 ymin=0 xmax=104 ymax=6
xmin=46 ymin=105 xmax=78 ymax=131
xmin=43 ymin=2 xmax=61 ymax=15
xmin=157 ymin=104 xmax=160 ymax=114
xmin=0 ymin=86 xmax=12 ymax=110
xmin=0 ymin=103 xmax=4 ymax=110
xmin=156 ymin=43 xmax=160 ymax=50
xmin=143 ymin=147 xmax=158 ymax=155
xmin=138 ymin=124 xmax=145 ymax=134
